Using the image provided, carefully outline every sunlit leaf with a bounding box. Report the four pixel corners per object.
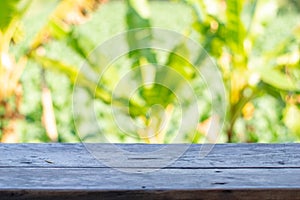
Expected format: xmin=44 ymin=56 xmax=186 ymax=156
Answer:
xmin=128 ymin=0 xmax=150 ymax=19
xmin=245 ymin=0 xmax=258 ymax=34
xmin=0 ymin=0 xmax=20 ymax=31
xmin=284 ymin=104 xmax=300 ymax=135
xmin=257 ymin=67 xmax=299 ymax=92
xmin=126 ymin=0 xmax=157 ymax=66
xmin=167 ymin=41 xmax=194 ymax=74
xmin=226 ymin=0 xmax=246 ymax=55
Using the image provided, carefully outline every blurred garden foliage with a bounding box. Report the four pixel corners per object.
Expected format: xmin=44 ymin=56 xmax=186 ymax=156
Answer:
xmin=0 ymin=0 xmax=299 ymax=143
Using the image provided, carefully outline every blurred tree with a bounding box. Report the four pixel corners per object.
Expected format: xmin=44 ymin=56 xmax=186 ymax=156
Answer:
xmin=1 ymin=0 xmax=299 ymax=143
xmin=186 ymin=0 xmax=300 ymax=142
xmin=0 ymin=0 xmax=107 ymax=142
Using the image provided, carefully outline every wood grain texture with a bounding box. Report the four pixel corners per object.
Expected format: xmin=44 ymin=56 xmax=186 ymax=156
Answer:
xmin=1 ymin=143 xmax=300 ymax=199
xmin=1 ymin=143 xmax=300 ymax=168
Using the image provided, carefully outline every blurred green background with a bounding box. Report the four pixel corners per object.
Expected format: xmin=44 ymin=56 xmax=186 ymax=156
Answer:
xmin=0 ymin=0 xmax=299 ymax=143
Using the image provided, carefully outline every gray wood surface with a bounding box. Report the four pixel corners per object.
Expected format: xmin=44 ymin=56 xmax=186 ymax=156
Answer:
xmin=1 ymin=143 xmax=300 ymax=199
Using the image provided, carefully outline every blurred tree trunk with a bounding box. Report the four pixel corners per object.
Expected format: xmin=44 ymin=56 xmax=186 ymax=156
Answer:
xmin=1 ymin=84 xmax=23 ymax=142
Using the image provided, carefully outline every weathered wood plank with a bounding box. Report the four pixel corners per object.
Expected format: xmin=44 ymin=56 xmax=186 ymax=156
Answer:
xmin=1 ymin=167 xmax=300 ymax=199
xmin=1 ymin=143 xmax=299 ymax=168
xmin=1 ymin=144 xmax=300 ymax=199
xmin=1 ymin=168 xmax=300 ymax=189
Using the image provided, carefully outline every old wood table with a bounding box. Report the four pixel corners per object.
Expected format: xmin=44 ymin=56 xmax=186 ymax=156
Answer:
xmin=1 ymin=143 xmax=300 ymax=199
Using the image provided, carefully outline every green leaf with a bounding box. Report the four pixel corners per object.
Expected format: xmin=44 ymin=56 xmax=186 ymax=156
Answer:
xmin=128 ymin=0 xmax=150 ymax=19
xmin=257 ymin=67 xmax=300 ymax=92
xmin=245 ymin=0 xmax=258 ymax=35
xmin=126 ymin=0 xmax=157 ymax=66
xmin=284 ymin=104 xmax=300 ymax=135
xmin=0 ymin=0 xmax=31 ymax=31
xmin=31 ymin=53 xmax=147 ymax=117
xmin=0 ymin=0 xmax=20 ymax=30
xmin=140 ymin=84 xmax=174 ymax=107
xmin=30 ymin=53 xmax=108 ymax=101
xmin=47 ymin=19 xmax=69 ymax=40
xmin=126 ymin=0 xmax=151 ymax=29
xmin=257 ymin=82 xmax=285 ymax=104
xmin=226 ymin=0 xmax=246 ymax=54
xmin=185 ymin=0 xmax=206 ymax=23
xmin=165 ymin=41 xmax=195 ymax=80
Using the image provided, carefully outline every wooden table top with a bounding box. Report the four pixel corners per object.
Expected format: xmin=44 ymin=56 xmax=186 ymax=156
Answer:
xmin=1 ymin=143 xmax=300 ymax=200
